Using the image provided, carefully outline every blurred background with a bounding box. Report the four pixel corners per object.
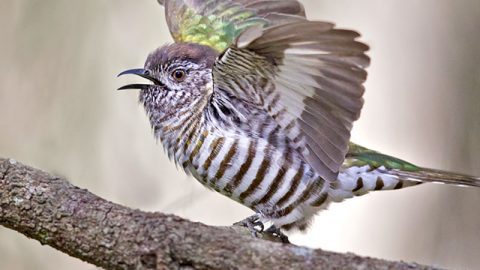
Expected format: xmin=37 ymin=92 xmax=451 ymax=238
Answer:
xmin=1 ymin=0 xmax=479 ymax=269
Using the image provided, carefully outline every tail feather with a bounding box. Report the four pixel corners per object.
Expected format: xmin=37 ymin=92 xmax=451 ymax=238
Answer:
xmin=330 ymin=143 xmax=480 ymax=201
xmin=331 ymin=164 xmax=420 ymax=201
xmin=387 ymin=168 xmax=480 ymax=188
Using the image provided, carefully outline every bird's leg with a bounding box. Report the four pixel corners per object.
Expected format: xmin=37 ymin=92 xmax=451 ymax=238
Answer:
xmin=233 ymin=215 xmax=290 ymax=243
xmin=265 ymin=225 xmax=290 ymax=244
xmin=233 ymin=214 xmax=264 ymax=237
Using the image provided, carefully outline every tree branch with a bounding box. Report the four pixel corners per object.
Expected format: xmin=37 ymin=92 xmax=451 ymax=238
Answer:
xmin=0 ymin=157 xmax=439 ymax=270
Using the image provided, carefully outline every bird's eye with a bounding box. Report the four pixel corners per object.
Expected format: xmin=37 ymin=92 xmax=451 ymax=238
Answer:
xmin=172 ymin=69 xmax=186 ymax=82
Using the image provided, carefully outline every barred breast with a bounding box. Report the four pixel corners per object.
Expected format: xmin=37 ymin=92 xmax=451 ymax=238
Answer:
xmin=175 ymin=123 xmax=331 ymax=230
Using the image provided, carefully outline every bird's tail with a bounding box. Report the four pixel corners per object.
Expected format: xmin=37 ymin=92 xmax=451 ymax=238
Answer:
xmin=385 ymin=168 xmax=480 ymax=187
xmin=329 ymin=143 xmax=480 ymax=201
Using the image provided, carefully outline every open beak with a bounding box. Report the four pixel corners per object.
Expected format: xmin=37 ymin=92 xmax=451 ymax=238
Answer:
xmin=117 ymin=68 xmax=160 ymax=90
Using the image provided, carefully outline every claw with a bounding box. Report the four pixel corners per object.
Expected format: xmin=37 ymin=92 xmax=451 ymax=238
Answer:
xmin=233 ymin=214 xmax=264 ymax=237
xmin=265 ymin=225 xmax=290 ymax=244
xmin=233 ymin=215 xmax=290 ymax=243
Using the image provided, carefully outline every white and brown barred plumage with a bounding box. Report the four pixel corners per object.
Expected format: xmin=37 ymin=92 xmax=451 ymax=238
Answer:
xmin=119 ymin=0 xmax=480 ymax=231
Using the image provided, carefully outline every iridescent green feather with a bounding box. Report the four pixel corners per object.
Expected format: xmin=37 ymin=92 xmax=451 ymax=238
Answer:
xmin=165 ymin=0 xmax=268 ymax=52
xmin=346 ymin=143 xmax=420 ymax=172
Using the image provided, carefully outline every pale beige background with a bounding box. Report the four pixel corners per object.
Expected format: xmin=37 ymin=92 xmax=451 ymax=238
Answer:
xmin=1 ymin=1 xmax=479 ymax=269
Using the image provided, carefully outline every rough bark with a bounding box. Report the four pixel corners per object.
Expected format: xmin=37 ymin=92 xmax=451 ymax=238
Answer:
xmin=0 ymin=157 xmax=439 ymax=270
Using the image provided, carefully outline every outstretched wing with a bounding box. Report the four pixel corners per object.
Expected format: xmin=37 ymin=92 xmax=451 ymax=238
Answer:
xmin=212 ymin=21 xmax=370 ymax=181
xmin=159 ymin=0 xmax=306 ymax=52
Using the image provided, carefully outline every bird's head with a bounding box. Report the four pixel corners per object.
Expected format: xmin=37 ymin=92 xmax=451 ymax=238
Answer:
xmin=118 ymin=43 xmax=218 ymax=122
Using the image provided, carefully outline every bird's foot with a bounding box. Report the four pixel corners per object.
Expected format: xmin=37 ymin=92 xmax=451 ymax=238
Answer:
xmin=233 ymin=215 xmax=290 ymax=243
xmin=233 ymin=214 xmax=264 ymax=237
xmin=265 ymin=225 xmax=290 ymax=244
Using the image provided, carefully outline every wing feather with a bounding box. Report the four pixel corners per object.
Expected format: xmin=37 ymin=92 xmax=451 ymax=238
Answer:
xmin=243 ymin=0 xmax=306 ymax=18
xmin=162 ymin=0 xmax=306 ymax=52
xmin=212 ymin=21 xmax=369 ymax=181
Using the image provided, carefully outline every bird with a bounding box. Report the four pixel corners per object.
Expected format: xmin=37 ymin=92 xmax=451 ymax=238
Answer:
xmin=118 ymin=0 xmax=480 ymax=239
